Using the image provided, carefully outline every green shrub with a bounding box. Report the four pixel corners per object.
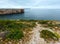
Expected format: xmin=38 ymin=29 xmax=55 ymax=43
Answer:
xmin=38 ymin=20 xmax=49 ymax=24
xmin=0 ymin=20 xmax=36 ymax=40
xmin=40 ymin=30 xmax=60 ymax=41
xmin=6 ymin=29 xmax=24 ymax=40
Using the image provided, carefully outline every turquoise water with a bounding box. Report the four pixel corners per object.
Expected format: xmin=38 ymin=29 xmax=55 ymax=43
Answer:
xmin=0 ymin=9 xmax=60 ymax=20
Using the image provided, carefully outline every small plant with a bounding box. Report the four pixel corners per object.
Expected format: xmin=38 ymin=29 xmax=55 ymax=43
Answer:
xmin=6 ymin=29 xmax=24 ymax=40
xmin=38 ymin=20 xmax=49 ymax=24
xmin=40 ymin=30 xmax=60 ymax=41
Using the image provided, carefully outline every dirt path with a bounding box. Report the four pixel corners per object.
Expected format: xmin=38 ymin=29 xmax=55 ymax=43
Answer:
xmin=25 ymin=22 xmax=46 ymax=44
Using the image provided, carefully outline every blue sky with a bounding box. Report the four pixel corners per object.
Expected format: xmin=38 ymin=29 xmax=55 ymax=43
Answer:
xmin=0 ymin=0 xmax=60 ymax=8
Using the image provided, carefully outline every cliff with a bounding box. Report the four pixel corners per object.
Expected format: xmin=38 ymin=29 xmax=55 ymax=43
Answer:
xmin=0 ymin=9 xmax=24 ymax=15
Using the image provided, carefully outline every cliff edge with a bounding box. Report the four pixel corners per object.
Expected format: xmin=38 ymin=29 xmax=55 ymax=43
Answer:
xmin=0 ymin=9 xmax=24 ymax=15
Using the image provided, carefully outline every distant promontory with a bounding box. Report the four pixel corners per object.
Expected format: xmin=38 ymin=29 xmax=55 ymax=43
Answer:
xmin=0 ymin=9 xmax=24 ymax=15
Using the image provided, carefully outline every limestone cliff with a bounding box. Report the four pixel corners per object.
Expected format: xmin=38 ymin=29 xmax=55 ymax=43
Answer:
xmin=0 ymin=9 xmax=24 ymax=15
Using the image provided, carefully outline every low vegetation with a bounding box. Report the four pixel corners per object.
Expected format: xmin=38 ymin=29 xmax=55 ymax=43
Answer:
xmin=38 ymin=20 xmax=56 ymax=27
xmin=40 ymin=30 xmax=60 ymax=42
xmin=0 ymin=20 xmax=60 ymax=44
xmin=38 ymin=20 xmax=60 ymax=30
xmin=0 ymin=20 xmax=36 ymax=41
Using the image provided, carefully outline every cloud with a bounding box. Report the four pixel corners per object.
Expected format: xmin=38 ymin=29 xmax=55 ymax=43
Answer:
xmin=0 ymin=0 xmax=60 ymax=8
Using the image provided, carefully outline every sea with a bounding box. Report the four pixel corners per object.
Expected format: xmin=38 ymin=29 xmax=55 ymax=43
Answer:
xmin=0 ymin=8 xmax=60 ymax=20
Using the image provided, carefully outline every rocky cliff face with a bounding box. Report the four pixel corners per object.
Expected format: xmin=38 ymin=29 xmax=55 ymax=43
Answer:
xmin=0 ymin=9 xmax=24 ymax=15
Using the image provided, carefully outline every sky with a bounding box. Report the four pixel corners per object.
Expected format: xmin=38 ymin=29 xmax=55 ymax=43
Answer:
xmin=0 ymin=0 xmax=60 ymax=9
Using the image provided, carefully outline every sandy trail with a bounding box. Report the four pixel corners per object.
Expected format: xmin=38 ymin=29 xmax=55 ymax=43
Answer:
xmin=25 ymin=22 xmax=46 ymax=44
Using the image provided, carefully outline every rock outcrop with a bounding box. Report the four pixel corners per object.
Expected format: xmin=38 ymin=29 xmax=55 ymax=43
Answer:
xmin=0 ymin=9 xmax=24 ymax=15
